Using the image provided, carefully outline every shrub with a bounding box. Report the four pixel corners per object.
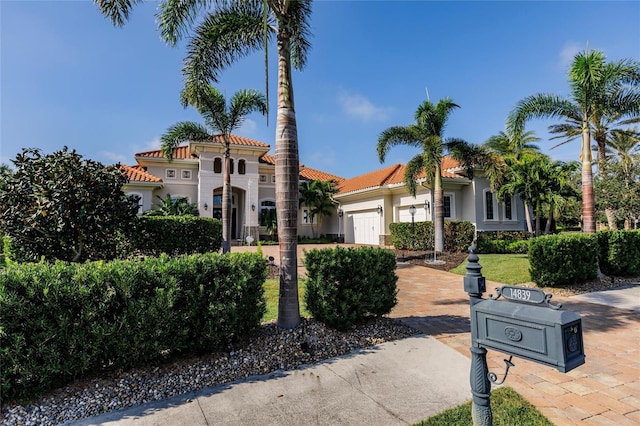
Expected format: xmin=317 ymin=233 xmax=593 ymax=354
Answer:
xmin=303 ymin=246 xmax=398 ymax=331
xmin=0 ymin=252 xmax=266 ymax=401
xmin=131 ymin=216 xmax=222 ymax=256
xmin=0 ymin=148 xmax=139 ymax=263
xmin=529 ymin=234 xmax=599 ymax=287
xmin=597 ymin=230 xmax=640 ymax=276
xmin=477 ymin=231 xmax=531 ymax=254
xmin=389 ymin=221 xmax=474 ymax=252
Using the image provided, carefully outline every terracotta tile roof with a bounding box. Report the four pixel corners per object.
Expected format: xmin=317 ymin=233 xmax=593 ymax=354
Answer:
xmin=135 ymin=135 xmax=270 ymax=159
xmin=259 ymin=154 xmax=276 ymax=165
xmin=136 ymin=145 xmax=195 ymax=159
xmin=121 ymin=165 xmax=163 ymax=183
xmin=300 ymin=167 xmax=345 ymax=183
xmin=338 ymin=163 xmax=403 ymax=194
xmin=337 ymin=157 xmax=463 ymax=194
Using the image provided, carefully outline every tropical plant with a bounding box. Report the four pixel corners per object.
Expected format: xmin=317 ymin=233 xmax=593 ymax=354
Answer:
xmin=160 ymin=85 xmax=266 ymax=253
xmin=595 ymin=131 xmax=640 ymax=228
xmin=96 ymin=0 xmax=314 ymax=329
xmin=299 ymin=179 xmax=338 ymax=238
xmin=0 ymin=147 xmax=138 ymax=262
xmin=377 ymin=97 xmax=480 ymax=252
xmin=508 ymin=49 xmax=640 ymax=233
xmin=483 ymin=129 xmax=542 ymax=233
xmin=144 ymin=194 xmax=200 ymax=217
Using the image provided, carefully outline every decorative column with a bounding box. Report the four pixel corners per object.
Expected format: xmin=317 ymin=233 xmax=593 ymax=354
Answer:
xmin=463 ymin=246 xmax=492 ymax=426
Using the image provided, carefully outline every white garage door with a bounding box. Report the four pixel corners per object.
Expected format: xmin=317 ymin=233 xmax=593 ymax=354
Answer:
xmin=398 ymin=206 xmax=428 ymax=223
xmin=350 ymin=211 xmax=380 ymax=245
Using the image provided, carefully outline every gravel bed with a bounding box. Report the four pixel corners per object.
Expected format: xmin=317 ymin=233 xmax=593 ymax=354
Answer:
xmin=0 ymin=317 xmax=419 ymax=426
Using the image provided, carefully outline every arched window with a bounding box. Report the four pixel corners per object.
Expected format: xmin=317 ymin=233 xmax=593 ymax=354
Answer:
xmin=229 ymin=159 xmax=235 ymax=174
xmin=213 ymin=158 xmax=222 ymax=174
xmin=238 ymin=159 xmax=246 ymax=175
xmin=484 ymin=189 xmax=497 ymax=221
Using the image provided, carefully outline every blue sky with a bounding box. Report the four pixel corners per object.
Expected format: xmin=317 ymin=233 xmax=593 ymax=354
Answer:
xmin=2 ymin=0 xmax=639 ymax=179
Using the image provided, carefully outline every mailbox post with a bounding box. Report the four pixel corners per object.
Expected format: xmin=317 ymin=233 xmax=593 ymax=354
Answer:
xmin=463 ymin=246 xmax=585 ymax=426
xmin=464 ymin=247 xmax=492 ymax=426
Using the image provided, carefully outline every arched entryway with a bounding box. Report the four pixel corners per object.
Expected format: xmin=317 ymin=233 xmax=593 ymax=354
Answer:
xmin=212 ymin=186 xmax=248 ymax=241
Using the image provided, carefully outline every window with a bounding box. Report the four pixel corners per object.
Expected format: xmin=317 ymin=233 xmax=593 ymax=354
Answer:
xmin=260 ymin=174 xmax=267 ymax=183
xmin=229 ymin=159 xmax=234 ymax=174
xmin=271 ymin=175 xmax=276 ymax=183
xmin=484 ymin=190 xmax=497 ymax=221
xmin=502 ymin=195 xmax=516 ymax=221
xmin=259 ymin=200 xmax=276 ymax=226
xmin=302 ymin=209 xmax=317 ymax=225
xmin=238 ymin=159 xmax=246 ymax=175
xmin=214 ymin=158 xmax=222 ymax=174
xmin=128 ymin=192 xmax=143 ymax=214
xmin=166 ymin=169 xmax=176 ymax=179
xmin=443 ymin=196 xmax=451 ymax=218
xmin=181 ymin=170 xmax=192 ymax=179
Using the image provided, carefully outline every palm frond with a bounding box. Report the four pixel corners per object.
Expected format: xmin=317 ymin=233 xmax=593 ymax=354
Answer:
xmin=94 ymin=0 xmax=143 ymax=27
xmin=377 ymin=126 xmax=421 ymax=162
xmin=404 ymin=155 xmax=425 ymax=197
xmin=156 ymin=0 xmax=209 ymax=46
xmin=228 ymin=89 xmax=267 ymax=130
xmin=284 ymin=0 xmax=313 ymax=70
xmin=183 ymin=3 xmax=271 ymax=88
xmin=507 ymin=94 xmax=578 ymax=135
xmin=160 ymin=122 xmax=212 ymax=160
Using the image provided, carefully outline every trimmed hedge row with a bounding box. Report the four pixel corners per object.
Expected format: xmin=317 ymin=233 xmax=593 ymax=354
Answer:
xmin=303 ymin=246 xmax=398 ymax=331
xmin=0 ymin=252 xmax=266 ymax=401
xmin=389 ymin=221 xmax=475 ymax=252
xmin=477 ymin=231 xmax=531 ymax=254
xmin=597 ymin=230 xmax=640 ymax=276
xmin=528 ymin=230 xmax=640 ymax=287
xmin=130 ymin=216 xmax=222 ymax=256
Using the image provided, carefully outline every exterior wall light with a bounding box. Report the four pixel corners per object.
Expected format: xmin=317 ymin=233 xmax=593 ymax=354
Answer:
xmin=251 ymin=203 xmax=256 ymax=211
xmin=377 ymin=205 xmax=383 ymax=215
xmin=204 ymin=203 xmax=208 ymax=211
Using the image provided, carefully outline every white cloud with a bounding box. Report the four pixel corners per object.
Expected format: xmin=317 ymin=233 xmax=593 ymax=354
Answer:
xmin=338 ymin=92 xmax=390 ymax=122
xmin=558 ymin=42 xmax=583 ymax=70
xmin=236 ymin=118 xmax=258 ymax=135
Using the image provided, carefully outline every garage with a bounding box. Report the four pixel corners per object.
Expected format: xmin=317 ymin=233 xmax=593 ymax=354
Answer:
xmin=348 ymin=211 xmax=381 ymax=245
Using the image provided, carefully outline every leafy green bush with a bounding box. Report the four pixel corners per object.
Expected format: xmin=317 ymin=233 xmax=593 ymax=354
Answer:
xmin=303 ymin=246 xmax=398 ymax=331
xmin=131 ymin=216 xmax=222 ymax=256
xmin=597 ymin=230 xmax=640 ymax=276
xmin=477 ymin=231 xmax=531 ymax=254
xmin=389 ymin=221 xmax=474 ymax=252
xmin=529 ymin=234 xmax=598 ymax=287
xmin=0 ymin=148 xmax=139 ymax=263
xmin=0 ymin=252 xmax=266 ymax=401
xmin=0 ymin=236 xmax=11 ymax=268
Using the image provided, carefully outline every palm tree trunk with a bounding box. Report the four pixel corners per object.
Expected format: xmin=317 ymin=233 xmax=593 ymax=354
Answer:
xmin=275 ymin=24 xmax=301 ymax=329
xmin=596 ymin=136 xmax=618 ymax=230
xmin=544 ymin=202 xmax=553 ymax=235
xmin=581 ymin=124 xmax=596 ymax=233
xmin=535 ymin=201 xmax=541 ymax=236
xmin=222 ymin=141 xmax=232 ymax=254
xmin=524 ymin=202 xmax=534 ymax=235
xmin=434 ymin=165 xmax=444 ymax=252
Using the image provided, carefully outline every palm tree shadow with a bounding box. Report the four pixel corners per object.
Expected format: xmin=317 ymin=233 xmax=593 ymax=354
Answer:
xmin=396 ymin=314 xmax=471 ymax=336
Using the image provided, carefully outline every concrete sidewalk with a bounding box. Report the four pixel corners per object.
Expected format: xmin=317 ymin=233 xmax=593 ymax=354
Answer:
xmin=74 ymin=336 xmax=471 ymax=426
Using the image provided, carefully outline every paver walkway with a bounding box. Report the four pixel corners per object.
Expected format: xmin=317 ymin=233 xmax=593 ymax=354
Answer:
xmin=236 ymin=244 xmax=640 ymax=424
xmin=390 ymin=262 xmax=640 ymax=426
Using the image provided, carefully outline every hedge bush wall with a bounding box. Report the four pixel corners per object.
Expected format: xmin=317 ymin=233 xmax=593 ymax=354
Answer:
xmin=597 ymin=230 xmax=640 ymax=277
xmin=528 ymin=234 xmax=599 ymax=287
xmin=303 ymin=246 xmax=398 ymax=331
xmin=0 ymin=251 xmax=266 ymax=401
xmin=476 ymin=231 xmax=531 ymax=254
xmin=130 ymin=216 xmax=222 ymax=256
xmin=389 ymin=221 xmax=474 ymax=252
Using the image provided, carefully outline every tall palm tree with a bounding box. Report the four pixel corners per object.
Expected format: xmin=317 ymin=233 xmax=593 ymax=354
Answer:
xmin=160 ymin=85 xmax=266 ymax=254
xmin=508 ymin=49 xmax=640 ymax=234
xmin=377 ymin=98 xmax=476 ymax=252
xmin=96 ymin=0 xmax=313 ymax=329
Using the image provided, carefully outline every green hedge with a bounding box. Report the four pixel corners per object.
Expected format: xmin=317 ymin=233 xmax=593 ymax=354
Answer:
xmin=130 ymin=216 xmax=222 ymax=256
xmin=389 ymin=221 xmax=474 ymax=252
xmin=0 ymin=252 xmax=266 ymax=401
xmin=597 ymin=230 xmax=640 ymax=276
xmin=477 ymin=231 xmax=531 ymax=254
xmin=529 ymin=234 xmax=599 ymax=287
xmin=303 ymin=246 xmax=398 ymax=331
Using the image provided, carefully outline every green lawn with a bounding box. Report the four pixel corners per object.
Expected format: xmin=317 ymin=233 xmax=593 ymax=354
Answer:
xmin=262 ymin=279 xmax=310 ymax=323
xmin=450 ymin=254 xmax=531 ymax=284
xmin=416 ymin=386 xmax=552 ymax=425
